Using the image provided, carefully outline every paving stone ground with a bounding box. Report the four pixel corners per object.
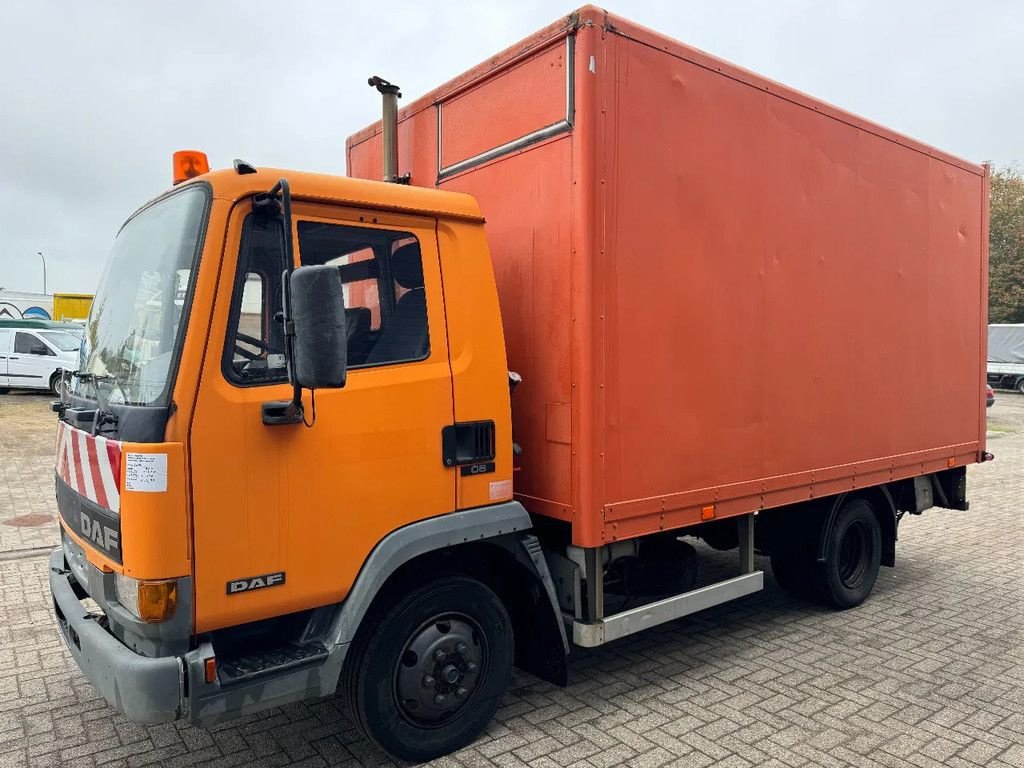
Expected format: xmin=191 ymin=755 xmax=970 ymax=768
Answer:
xmin=1 ymin=390 xmax=1022 ymax=767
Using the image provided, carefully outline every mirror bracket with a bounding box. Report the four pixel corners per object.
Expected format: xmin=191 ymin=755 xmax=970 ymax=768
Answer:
xmin=261 ymin=399 xmax=303 ymax=426
xmin=251 ymin=192 xmax=282 ymax=217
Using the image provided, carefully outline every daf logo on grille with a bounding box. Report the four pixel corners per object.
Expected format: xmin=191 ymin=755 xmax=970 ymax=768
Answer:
xmin=80 ymin=511 xmax=119 ymax=554
xmin=227 ymin=571 xmax=286 ymax=594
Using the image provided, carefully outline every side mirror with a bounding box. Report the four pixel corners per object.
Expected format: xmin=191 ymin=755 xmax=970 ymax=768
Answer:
xmin=30 ymin=343 xmax=50 ymax=356
xmin=288 ymin=264 xmax=348 ymax=389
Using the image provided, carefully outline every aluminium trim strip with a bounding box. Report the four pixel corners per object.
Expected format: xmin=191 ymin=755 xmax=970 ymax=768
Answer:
xmin=437 ymin=34 xmax=575 ymax=181
xmin=572 ymin=571 xmax=764 ymax=647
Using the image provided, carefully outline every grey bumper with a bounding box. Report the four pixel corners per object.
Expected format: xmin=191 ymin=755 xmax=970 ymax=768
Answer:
xmin=49 ymin=548 xmax=184 ymax=723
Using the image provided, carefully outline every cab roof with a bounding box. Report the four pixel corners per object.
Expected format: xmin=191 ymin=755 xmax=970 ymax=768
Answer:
xmin=182 ymin=166 xmax=484 ymax=222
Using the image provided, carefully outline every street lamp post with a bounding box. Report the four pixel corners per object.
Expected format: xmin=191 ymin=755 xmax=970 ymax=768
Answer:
xmin=37 ymin=251 xmax=46 ymax=295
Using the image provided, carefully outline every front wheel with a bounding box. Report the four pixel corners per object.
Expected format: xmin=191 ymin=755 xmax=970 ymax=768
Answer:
xmin=342 ymin=576 xmax=514 ymax=762
xmin=1017 ymin=377 xmax=1024 ymax=395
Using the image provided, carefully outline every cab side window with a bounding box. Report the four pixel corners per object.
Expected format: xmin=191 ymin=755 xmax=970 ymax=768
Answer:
xmin=223 ymin=216 xmax=287 ymax=385
xmin=297 ymin=222 xmax=429 ymax=367
xmin=15 ymin=332 xmax=53 ymax=355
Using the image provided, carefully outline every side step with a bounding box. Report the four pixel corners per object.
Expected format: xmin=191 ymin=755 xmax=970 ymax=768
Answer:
xmin=573 ymin=571 xmax=763 ymax=647
xmin=218 ymin=640 xmax=328 ymax=686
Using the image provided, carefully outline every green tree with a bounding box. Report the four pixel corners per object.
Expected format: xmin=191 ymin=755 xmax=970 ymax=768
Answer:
xmin=989 ymin=165 xmax=1024 ymax=323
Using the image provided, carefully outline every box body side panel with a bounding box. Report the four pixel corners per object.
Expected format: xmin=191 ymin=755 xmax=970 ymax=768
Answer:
xmin=345 ymin=11 xmax=987 ymax=546
xmin=591 ymin=31 xmax=985 ymax=542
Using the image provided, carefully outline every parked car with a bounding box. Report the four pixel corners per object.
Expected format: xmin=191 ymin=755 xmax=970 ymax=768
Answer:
xmin=987 ymin=384 xmax=995 ymax=408
xmin=0 ymin=324 xmax=81 ymax=395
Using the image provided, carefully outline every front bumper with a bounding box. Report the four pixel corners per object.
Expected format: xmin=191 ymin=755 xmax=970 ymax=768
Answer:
xmin=49 ymin=546 xmax=341 ymax=726
xmin=49 ymin=548 xmax=184 ymax=723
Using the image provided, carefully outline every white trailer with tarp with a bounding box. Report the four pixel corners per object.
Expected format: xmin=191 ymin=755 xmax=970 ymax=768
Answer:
xmin=988 ymin=324 xmax=1024 ymax=393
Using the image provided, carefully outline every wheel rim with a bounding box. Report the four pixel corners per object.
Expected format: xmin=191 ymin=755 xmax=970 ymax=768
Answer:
xmin=837 ymin=520 xmax=869 ymax=588
xmin=394 ymin=612 xmax=487 ymax=726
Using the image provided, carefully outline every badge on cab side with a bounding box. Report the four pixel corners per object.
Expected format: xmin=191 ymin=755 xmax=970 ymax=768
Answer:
xmin=227 ymin=571 xmax=286 ymax=594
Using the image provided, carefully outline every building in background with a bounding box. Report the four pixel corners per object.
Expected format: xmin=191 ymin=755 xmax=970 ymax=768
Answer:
xmin=0 ymin=290 xmax=93 ymax=321
xmin=52 ymin=293 xmax=93 ymax=321
xmin=0 ymin=290 xmax=53 ymax=320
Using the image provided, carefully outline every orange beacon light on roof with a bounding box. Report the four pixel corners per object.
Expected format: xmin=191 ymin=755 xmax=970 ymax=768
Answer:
xmin=172 ymin=150 xmax=210 ymax=184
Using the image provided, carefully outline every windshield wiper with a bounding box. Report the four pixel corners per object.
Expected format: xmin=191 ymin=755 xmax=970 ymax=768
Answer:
xmin=76 ymin=371 xmax=129 ymax=401
xmin=70 ymin=372 xmax=123 ymax=433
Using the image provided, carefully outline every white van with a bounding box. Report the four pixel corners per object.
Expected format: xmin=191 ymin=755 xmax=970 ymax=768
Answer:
xmin=0 ymin=327 xmax=81 ymax=395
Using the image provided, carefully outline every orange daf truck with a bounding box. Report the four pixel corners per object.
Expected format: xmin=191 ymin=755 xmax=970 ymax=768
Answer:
xmin=49 ymin=7 xmax=989 ymax=762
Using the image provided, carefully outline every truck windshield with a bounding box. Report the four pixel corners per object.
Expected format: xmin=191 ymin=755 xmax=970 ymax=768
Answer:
xmin=76 ymin=185 xmax=208 ymax=406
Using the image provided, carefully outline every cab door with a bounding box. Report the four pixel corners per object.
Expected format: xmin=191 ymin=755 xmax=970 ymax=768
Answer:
xmin=190 ymin=199 xmax=455 ymax=632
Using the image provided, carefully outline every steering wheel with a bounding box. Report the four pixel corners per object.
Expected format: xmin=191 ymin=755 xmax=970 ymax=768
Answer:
xmin=234 ymin=332 xmax=269 ymax=362
xmin=234 ymin=332 xmax=288 ymax=363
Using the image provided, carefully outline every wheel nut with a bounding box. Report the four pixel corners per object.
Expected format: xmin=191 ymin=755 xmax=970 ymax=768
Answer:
xmin=467 ymin=662 xmax=478 ymax=673
xmin=423 ymin=675 xmax=435 ymax=687
xmin=456 ymin=642 xmax=467 ymax=654
xmin=434 ymin=694 xmax=446 ymax=705
xmin=434 ymin=649 xmax=446 ymax=662
xmin=457 ymin=687 xmax=467 ymax=697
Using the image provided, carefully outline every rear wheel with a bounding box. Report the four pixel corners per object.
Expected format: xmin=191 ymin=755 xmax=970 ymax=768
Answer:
xmin=815 ymin=499 xmax=881 ymax=609
xmin=49 ymin=373 xmax=63 ymax=397
xmin=1017 ymin=377 xmax=1024 ymax=395
xmin=342 ymin=576 xmax=513 ymax=762
xmin=0 ymin=387 xmax=9 ymax=395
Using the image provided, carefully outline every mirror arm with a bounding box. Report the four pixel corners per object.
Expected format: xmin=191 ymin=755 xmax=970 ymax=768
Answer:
xmin=261 ymin=177 xmax=306 ymax=426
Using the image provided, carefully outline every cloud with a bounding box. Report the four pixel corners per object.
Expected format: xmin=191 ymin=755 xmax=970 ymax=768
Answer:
xmin=1 ymin=0 xmax=1019 ymax=294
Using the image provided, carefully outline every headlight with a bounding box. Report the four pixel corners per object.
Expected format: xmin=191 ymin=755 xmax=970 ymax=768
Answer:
xmin=114 ymin=573 xmax=178 ymax=623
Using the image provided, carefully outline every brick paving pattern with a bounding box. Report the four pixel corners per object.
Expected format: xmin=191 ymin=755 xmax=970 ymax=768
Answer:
xmin=1 ymin=391 xmax=1022 ymax=767
xmin=0 ymin=394 xmax=59 ymax=555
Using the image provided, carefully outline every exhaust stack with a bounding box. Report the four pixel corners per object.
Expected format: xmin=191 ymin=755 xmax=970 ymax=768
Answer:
xmin=368 ymin=76 xmax=403 ymax=183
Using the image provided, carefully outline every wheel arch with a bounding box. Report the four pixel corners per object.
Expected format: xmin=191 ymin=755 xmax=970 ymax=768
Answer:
xmin=328 ymin=502 xmax=568 ymax=688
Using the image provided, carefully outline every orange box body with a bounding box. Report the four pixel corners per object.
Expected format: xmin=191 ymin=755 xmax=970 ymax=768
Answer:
xmin=347 ymin=7 xmax=988 ymax=548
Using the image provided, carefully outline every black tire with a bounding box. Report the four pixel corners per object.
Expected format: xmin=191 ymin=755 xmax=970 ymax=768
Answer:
xmin=342 ymin=576 xmax=513 ymax=762
xmin=1017 ymin=377 xmax=1024 ymax=395
xmin=49 ymin=373 xmax=63 ymax=397
xmin=0 ymin=387 xmax=9 ymax=395
xmin=815 ymin=499 xmax=881 ymax=609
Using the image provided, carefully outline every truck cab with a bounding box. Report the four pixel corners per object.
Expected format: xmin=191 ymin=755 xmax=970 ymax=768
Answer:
xmin=50 ymin=164 xmax=567 ymax=762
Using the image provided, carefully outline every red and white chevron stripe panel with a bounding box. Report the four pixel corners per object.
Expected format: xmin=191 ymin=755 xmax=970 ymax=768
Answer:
xmin=55 ymin=421 xmax=123 ymax=514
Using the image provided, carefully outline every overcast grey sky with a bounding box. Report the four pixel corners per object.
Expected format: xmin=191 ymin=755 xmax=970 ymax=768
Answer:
xmin=0 ymin=1 xmax=1020 ymax=295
